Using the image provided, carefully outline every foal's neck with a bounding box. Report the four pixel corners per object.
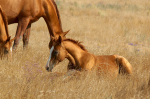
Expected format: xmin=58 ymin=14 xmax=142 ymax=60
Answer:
xmin=63 ymin=41 xmax=95 ymax=70
xmin=64 ymin=41 xmax=84 ymax=61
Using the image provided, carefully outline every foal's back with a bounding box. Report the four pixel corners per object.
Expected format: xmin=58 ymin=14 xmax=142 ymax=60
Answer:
xmin=95 ymin=55 xmax=132 ymax=76
xmin=95 ymin=55 xmax=119 ymax=75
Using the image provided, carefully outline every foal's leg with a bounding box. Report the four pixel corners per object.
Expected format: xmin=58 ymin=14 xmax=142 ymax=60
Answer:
xmin=63 ymin=70 xmax=81 ymax=80
xmin=23 ymin=24 xmax=31 ymax=49
xmin=67 ymin=62 xmax=76 ymax=70
xmin=13 ymin=18 xmax=30 ymax=50
xmin=67 ymin=54 xmax=76 ymax=70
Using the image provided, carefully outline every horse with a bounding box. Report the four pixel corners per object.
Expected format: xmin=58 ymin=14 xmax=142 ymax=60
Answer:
xmin=0 ymin=0 xmax=69 ymax=50
xmin=0 ymin=6 xmax=15 ymax=59
xmin=46 ymin=35 xmax=132 ymax=77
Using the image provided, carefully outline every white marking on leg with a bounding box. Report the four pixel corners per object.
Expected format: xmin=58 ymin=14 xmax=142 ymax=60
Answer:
xmin=46 ymin=46 xmax=54 ymax=67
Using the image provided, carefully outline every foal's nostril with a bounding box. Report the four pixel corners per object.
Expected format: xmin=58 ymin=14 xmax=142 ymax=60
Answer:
xmin=46 ymin=66 xmax=49 ymax=71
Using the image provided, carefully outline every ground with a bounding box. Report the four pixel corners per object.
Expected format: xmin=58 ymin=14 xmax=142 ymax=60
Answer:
xmin=0 ymin=0 xmax=150 ymax=98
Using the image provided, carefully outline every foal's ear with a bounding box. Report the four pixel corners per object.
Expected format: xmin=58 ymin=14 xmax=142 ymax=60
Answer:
xmin=61 ymin=30 xmax=70 ymax=37
xmin=58 ymin=35 xmax=63 ymax=44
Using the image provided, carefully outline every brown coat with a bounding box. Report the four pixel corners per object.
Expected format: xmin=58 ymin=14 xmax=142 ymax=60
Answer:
xmin=0 ymin=6 xmax=15 ymax=59
xmin=0 ymin=0 xmax=68 ymax=49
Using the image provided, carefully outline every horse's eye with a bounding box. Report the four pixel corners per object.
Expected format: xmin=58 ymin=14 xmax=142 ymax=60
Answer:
xmin=4 ymin=49 xmax=9 ymax=54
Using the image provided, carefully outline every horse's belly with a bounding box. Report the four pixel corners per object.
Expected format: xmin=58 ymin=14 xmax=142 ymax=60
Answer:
xmin=0 ymin=0 xmax=23 ymax=24
xmin=30 ymin=15 xmax=42 ymax=23
xmin=0 ymin=0 xmax=43 ymax=24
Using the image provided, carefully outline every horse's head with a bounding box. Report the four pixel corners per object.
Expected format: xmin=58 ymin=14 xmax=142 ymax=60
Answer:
xmin=46 ymin=34 xmax=68 ymax=72
xmin=0 ymin=36 xmax=15 ymax=58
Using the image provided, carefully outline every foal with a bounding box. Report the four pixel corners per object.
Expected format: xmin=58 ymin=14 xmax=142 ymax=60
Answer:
xmin=0 ymin=6 xmax=15 ymax=59
xmin=46 ymin=36 xmax=132 ymax=76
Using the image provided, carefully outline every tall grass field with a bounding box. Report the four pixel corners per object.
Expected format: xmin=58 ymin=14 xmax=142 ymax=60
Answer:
xmin=0 ymin=0 xmax=150 ymax=98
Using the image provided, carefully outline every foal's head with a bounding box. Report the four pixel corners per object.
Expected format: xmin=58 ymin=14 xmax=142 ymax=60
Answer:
xmin=46 ymin=36 xmax=67 ymax=72
xmin=49 ymin=30 xmax=70 ymax=49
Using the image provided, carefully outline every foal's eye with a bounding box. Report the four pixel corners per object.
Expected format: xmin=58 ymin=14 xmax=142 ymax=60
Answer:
xmin=53 ymin=50 xmax=58 ymax=55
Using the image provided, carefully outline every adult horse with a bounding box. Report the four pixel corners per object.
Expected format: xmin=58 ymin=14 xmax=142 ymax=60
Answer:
xmin=0 ymin=6 xmax=15 ymax=59
xmin=0 ymin=0 xmax=68 ymax=50
xmin=46 ymin=35 xmax=132 ymax=77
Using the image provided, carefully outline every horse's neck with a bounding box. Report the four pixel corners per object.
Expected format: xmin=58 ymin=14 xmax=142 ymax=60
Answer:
xmin=0 ymin=14 xmax=7 ymax=42
xmin=43 ymin=0 xmax=63 ymax=36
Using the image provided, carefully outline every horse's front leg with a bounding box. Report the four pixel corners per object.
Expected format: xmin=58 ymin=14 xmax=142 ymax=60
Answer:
xmin=23 ymin=24 xmax=31 ymax=49
xmin=13 ymin=18 xmax=30 ymax=51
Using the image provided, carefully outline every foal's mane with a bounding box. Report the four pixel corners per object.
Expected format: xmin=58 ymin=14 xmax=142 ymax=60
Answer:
xmin=64 ymin=39 xmax=88 ymax=52
xmin=51 ymin=0 xmax=63 ymax=32
xmin=0 ymin=6 xmax=9 ymax=37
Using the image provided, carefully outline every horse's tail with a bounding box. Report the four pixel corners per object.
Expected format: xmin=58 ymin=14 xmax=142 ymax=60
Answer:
xmin=115 ymin=55 xmax=132 ymax=75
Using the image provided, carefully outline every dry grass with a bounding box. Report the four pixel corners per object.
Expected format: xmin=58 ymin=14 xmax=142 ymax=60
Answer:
xmin=0 ymin=0 xmax=150 ymax=98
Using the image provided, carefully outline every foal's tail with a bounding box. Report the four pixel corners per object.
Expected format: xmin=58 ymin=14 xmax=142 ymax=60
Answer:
xmin=115 ymin=55 xmax=132 ymax=75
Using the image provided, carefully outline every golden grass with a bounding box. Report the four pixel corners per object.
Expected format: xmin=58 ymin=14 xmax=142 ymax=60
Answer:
xmin=0 ymin=0 xmax=150 ymax=98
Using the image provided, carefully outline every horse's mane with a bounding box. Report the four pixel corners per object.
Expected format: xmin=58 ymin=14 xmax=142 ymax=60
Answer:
xmin=64 ymin=39 xmax=88 ymax=52
xmin=51 ymin=0 xmax=63 ymax=32
xmin=0 ymin=6 xmax=9 ymax=37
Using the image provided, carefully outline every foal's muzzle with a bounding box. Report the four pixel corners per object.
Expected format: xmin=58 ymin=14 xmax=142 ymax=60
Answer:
xmin=46 ymin=66 xmax=50 ymax=71
xmin=46 ymin=61 xmax=57 ymax=72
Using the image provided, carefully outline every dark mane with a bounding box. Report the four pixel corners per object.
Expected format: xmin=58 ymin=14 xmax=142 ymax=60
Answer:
xmin=64 ymin=39 xmax=88 ymax=52
xmin=51 ymin=0 xmax=63 ymax=32
xmin=0 ymin=6 xmax=9 ymax=37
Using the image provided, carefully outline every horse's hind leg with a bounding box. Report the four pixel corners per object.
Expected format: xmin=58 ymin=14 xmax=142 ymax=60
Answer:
xmin=148 ymin=77 xmax=150 ymax=89
xmin=23 ymin=24 xmax=31 ymax=49
xmin=115 ymin=55 xmax=132 ymax=75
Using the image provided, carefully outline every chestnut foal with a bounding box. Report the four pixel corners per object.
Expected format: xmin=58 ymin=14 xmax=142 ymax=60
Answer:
xmin=46 ymin=35 xmax=132 ymax=77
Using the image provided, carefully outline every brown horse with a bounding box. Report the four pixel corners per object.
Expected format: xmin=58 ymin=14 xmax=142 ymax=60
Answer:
xmin=46 ymin=35 xmax=132 ymax=77
xmin=0 ymin=6 xmax=15 ymax=59
xmin=0 ymin=0 xmax=68 ymax=50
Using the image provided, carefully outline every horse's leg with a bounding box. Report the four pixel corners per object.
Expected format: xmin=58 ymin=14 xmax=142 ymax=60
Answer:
xmin=13 ymin=18 xmax=30 ymax=50
xmin=148 ymin=77 xmax=150 ymax=89
xmin=23 ymin=24 xmax=31 ymax=49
